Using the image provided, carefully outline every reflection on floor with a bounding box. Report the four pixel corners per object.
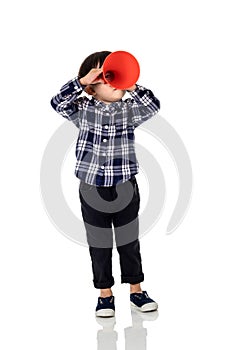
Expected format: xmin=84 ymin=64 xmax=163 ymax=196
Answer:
xmin=96 ymin=309 xmax=159 ymax=350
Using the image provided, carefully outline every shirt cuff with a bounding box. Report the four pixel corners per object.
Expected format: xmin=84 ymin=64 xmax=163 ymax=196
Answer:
xmin=76 ymin=77 xmax=87 ymax=90
xmin=73 ymin=77 xmax=87 ymax=90
xmin=128 ymin=84 xmax=145 ymax=97
xmin=60 ymin=77 xmax=85 ymax=98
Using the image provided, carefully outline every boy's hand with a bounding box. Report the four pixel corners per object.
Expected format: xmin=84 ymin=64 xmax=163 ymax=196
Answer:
xmin=79 ymin=68 xmax=104 ymax=86
xmin=127 ymin=84 xmax=136 ymax=92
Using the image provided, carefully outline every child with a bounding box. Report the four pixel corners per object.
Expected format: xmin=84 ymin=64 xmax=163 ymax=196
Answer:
xmin=50 ymin=51 xmax=160 ymax=317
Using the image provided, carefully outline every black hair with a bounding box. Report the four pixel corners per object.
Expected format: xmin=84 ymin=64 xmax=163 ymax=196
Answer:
xmin=78 ymin=51 xmax=111 ymax=79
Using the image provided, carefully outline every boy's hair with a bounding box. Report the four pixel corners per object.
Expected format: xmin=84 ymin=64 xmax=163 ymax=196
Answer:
xmin=78 ymin=51 xmax=111 ymax=79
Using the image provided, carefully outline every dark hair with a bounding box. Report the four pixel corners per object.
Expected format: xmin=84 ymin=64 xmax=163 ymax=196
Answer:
xmin=78 ymin=51 xmax=111 ymax=79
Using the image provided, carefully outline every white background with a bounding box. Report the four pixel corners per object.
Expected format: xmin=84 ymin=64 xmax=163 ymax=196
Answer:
xmin=1 ymin=0 xmax=233 ymax=349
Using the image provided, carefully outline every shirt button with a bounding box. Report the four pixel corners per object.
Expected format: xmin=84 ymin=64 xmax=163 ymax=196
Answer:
xmin=104 ymin=125 xmax=109 ymax=129
xmin=103 ymin=139 xmax=107 ymax=143
xmin=101 ymin=166 xmax=105 ymax=169
xmin=102 ymin=152 xmax=106 ymax=156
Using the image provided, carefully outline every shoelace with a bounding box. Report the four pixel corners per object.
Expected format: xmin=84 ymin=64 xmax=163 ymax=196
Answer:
xmin=99 ymin=296 xmax=114 ymax=304
xmin=133 ymin=291 xmax=150 ymax=300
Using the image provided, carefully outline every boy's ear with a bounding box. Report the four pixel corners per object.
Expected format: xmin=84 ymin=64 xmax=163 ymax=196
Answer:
xmin=84 ymin=85 xmax=96 ymax=96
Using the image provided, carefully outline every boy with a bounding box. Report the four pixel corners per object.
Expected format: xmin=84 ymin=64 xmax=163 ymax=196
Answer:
xmin=50 ymin=51 xmax=160 ymax=317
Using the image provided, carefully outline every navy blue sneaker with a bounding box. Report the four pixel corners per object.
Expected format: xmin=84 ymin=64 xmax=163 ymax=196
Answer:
xmin=95 ymin=296 xmax=115 ymax=317
xmin=130 ymin=291 xmax=158 ymax=312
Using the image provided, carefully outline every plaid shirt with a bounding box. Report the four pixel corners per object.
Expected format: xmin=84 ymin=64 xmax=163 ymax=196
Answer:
xmin=50 ymin=78 xmax=160 ymax=186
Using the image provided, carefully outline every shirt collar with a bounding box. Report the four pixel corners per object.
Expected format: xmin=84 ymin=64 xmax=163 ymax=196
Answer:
xmin=92 ymin=98 xmax=123 ymax=111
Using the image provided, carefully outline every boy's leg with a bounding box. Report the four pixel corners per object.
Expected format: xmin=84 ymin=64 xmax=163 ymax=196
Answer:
xmin=116 ymin=239 xmax=144 ymax=285
xmin=113 ymin=176 xmax=144 ymax=285
xmin=79 ymin=181 xmax=115 ymax=290
xmin=99 ymin=288 xmax=113 ymax=297
xmin=130 ymin=283 xmax=142 ymax=293
xmin=89 ymin=246 xmax=114 ymax=289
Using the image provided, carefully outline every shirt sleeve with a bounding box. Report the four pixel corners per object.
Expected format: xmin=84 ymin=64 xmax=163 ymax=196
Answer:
xmin=126 ymin=84 xmax=160 ymax=128
xmin=50 ymin=77 xmax=88 ymax=127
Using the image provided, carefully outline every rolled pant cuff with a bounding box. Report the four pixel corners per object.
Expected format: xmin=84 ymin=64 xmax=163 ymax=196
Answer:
xmin=93 ymin=278 xmax=115 ymax=289
xmin=121 ymin=273 xmax=144 ymax=284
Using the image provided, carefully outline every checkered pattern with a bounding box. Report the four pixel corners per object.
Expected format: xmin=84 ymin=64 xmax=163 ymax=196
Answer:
xmin=50 ymin=78 xmax=160 ymax=186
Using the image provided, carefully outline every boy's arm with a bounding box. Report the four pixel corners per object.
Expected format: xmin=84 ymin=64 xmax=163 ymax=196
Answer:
xmin=50 ymin=77 xmax=87 ymax=125
xmin=126 ymin=84 xmax=160 ymax=128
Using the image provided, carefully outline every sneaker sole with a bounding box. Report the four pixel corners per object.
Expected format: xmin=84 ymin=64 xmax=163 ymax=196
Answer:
xmin=95 ymin=308 xmax=115 ymax=317
xmin=130 ymin=301 xmax=158 ymax=312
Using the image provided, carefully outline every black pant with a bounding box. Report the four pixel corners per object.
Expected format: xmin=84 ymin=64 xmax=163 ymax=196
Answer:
xmin=79 ymin=176 xmax=144 ymax=289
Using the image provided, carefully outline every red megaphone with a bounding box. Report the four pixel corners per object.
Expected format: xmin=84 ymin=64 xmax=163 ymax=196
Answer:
xmin=102 ymin=51 xmax=140 ymax=90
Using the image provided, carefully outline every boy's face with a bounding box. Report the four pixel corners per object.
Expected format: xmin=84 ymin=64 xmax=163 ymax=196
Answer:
xmin=91 ymin=82 xmax=126 ymax=104
xmin=86 ymin=62 xmax=126 ymax=104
